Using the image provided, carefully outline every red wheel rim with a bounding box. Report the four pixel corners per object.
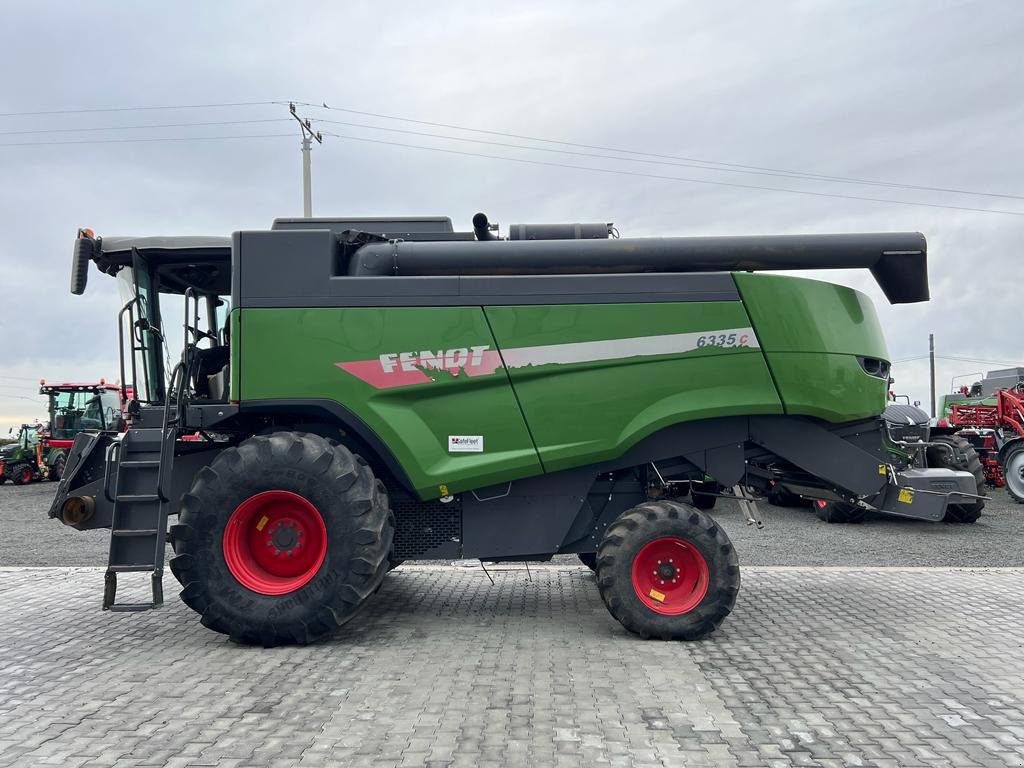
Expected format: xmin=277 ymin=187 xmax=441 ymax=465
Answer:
xmin=19 ymin=466 xmax=32 ymax=483
xmin=631 ymin=536 xmax=709 ymax=615
xmin=222 ymin=490 xmax=327 ymax=595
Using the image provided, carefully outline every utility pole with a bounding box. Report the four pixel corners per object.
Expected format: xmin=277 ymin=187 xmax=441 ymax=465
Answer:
xmin=289 ymin=103 xmax=322 ymax=218
xmin=929 ymin=333 xmax=936 ymax=418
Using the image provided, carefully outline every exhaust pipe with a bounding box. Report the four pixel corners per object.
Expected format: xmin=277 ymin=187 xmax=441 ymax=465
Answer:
xmin=472 ymin=212 xmax=498 ymax=241
xmin=60 ymin=495 xmax=96 ymax=527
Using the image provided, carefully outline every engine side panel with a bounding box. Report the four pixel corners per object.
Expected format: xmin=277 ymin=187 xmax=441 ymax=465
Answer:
xmin=484 ymin=301 xmax=783 ymax=472
xmin=734 ymin=273 xmax=890 ymax=421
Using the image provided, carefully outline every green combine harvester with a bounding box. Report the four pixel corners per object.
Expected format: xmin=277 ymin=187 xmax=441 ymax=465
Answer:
xmin=50 ymin=214 xmax=984 ymax=645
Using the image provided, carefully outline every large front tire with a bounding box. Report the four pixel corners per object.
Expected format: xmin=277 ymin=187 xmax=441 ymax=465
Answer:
xmin=926 ymin=435 xmax=985 ymax=523
xmin=596 ymin=500 xmax=739 ymax=640
xmin=169 ymin=432 xmax=393 ymax=646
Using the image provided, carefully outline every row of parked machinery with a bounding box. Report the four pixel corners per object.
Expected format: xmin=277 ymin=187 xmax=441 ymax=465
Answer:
xmin=0 ymin=380 xmax=125 ymax=484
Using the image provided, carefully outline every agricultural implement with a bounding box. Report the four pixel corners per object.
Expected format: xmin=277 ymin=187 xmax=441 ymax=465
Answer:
xmin=49 ymin=214 xmax=984 ymax=645
xmin=934 ymin=376 xmax=1024 ymax=502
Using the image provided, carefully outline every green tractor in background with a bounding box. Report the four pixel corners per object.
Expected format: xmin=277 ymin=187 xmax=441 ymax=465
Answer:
xmin=0 ymin=423 xmax=44 ymax=485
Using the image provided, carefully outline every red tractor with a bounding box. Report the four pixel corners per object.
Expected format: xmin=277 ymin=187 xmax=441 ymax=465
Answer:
xmin=37 ymin=380 xmax=128 ymax=480
xmin=934 ymin=385 xmax=1024 ymax=502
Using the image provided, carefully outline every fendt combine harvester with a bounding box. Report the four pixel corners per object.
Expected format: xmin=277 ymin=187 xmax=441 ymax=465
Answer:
xmin=50 ymin=214 xmax=985 ymax=645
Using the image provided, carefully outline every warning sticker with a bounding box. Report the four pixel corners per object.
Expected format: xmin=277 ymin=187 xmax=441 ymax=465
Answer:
xmin=256 ymin=515 xmax=270 ymax=531
xmin=878 ymin=464 xmax=888 ymax=476
xmin=898 ymin=488 xmax=915 ymax=504
xmin=648 ymin=588 xmax=666 ymax=603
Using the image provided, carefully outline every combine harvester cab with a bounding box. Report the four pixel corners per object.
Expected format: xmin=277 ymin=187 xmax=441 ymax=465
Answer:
xmin=50 ymin=215 xmax=983 ymax=644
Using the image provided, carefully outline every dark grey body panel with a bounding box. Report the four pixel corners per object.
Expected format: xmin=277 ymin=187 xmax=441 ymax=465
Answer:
xmin=233 ymin=229 xmax=740 ymax=307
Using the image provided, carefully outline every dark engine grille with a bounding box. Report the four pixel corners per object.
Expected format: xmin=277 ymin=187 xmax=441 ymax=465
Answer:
xmin=391 ymin=495 xmax=463 ymax=560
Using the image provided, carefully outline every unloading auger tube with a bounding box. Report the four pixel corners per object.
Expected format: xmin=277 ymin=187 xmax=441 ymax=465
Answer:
xmin=346 ymin=230 xmax=929 ymax=304
xmin=49 ymin=212 xmax=980 ymax=646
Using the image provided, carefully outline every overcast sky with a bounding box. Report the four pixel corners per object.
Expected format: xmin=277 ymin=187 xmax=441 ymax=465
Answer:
xmin=1 ymin=0 xmax=1021 ymax=432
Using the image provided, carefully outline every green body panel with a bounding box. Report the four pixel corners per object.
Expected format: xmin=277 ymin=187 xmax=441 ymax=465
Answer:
xmin=735 ymin=273 xmax=889 ymax=420
xmin=765 ymin=352 xmax=886 ymax=422
xmin=234 ymin=274 xmax=894 ymax=497
xmin=229 ymin=308 xmax=241 ymax=402
xmin=483 ymin=302 xmax=783 ymax=471
xmin=237 ymin=307 xmax=541 ymax=497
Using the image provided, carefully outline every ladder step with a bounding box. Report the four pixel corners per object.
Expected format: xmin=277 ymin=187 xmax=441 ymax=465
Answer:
xmin=112 ymin=528 xmax=160 ymax=537
xmin=115 ymin=494 xmax=161 ymax=503
xmin=107 ymin=564 xmax=156 ymax=573
xmin=119 ymin=460 xmax=160 ymax=468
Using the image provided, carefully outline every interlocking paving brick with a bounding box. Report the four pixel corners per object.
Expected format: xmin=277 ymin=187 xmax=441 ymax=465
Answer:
xmin=1 ymin=566 xmax=1023 ymax=767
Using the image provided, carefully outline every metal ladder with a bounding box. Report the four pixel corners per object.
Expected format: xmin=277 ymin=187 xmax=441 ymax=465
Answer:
xmin=102 ymin=402 xmax=178 ymax=612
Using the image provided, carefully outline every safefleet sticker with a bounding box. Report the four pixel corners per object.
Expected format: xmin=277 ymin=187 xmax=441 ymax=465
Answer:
xmin=448 ymin=435 xmax=483 ymax=453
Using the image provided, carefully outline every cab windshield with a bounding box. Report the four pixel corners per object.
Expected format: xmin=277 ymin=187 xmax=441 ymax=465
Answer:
xmin=20 ymin=426 xmax=39 ymax=449
xmin=49 ymin=389 xmax=122 ymax=436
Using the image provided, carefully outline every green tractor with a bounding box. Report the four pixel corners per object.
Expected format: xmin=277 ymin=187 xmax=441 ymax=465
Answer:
xmin=49 ymin=215 xmax=983 ymax=645
xmin=1 ymin=423 xmax=44 ymax=485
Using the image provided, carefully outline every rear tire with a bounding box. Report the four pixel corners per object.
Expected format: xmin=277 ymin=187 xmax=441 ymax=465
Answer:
xmin=1003 ymin=440 xmax=1024 ymax=504
xmin=813 ymin=500 xmax=867 ymax=524
xmin=169 ymin=432 xmax=393 ymax=646
xmin=926 ymin=435 xmax=985 ymax=523
xmin=689 ymin=481 xmax=718 ymax=510
xmin=767 ymin=484 xmax=809 ymax=507
xmin=578 ymin=552 xmax=597 ymax=572
xmin=48 ymin=453 xmax=66 ymax=482
xmin=596 ymin=500 xmax=739 ymax=640
xmin=11 ymin=464 xmax=33 ymax=485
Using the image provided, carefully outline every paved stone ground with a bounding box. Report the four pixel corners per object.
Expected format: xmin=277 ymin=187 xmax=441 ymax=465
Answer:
xmin=3 ymin=482 xmax=1023 ymax=568
xmin=2 ymin=565 xmax=1023 ymax=767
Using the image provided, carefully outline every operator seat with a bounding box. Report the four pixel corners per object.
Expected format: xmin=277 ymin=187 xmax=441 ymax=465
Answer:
xmin=193 ymin=346 xmax=230 ymax=400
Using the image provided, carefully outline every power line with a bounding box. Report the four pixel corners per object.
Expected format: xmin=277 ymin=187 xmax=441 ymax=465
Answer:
xmin=321 ymin=131 xmax=1024 ymax=217
xmin=317 ymin=117 xmax=1022 ymax=198
xmin=0 ymin=118 xmax=290 ymax=136
xmin=301 ymin=101 xmax=1023 ymax=202
xmin=0 ymin=101 xmax=286 ymax=117
xmin=0 ymin=133 xmax=295 ymax=148
xmin=893 ymin=354 xmax=1022 ymax=365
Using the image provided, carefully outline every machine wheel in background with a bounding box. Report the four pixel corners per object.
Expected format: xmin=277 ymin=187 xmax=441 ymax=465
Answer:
xmin=926 ymin=435 xmax=985 ymax=523
xmin=813 ymin=500 xmax=867 ymax=524
xmin=11 ymin=464 xmax=33 ymax=485
xmin=689 ymin=481 xmax=718 ymax=510
xmin=169 ymin=432 xmax=393 ymax=646
xmin=48 ymin=453 xmax=66 ymax=482
xmin=1003 ymin=441 xmax=1024 ymax=504
xmin=767 ymin=483 xmax=809 ymax=507
xmin=595 ymin=500 xmax=739 ymax=640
